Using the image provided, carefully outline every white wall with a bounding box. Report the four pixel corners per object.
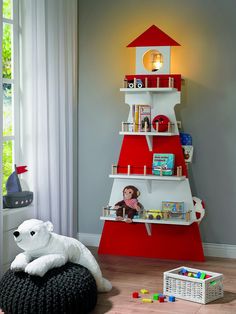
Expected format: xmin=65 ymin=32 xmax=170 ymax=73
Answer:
xmin=79 ymin=0 xmax=236 ymax=245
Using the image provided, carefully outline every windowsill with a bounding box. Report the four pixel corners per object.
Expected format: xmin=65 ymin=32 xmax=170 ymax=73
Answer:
xmin=2 ymin=204 xmax=35 ymax=216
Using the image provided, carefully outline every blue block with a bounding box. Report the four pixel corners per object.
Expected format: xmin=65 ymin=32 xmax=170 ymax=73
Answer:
xmin=169 ymin=296 xmax=175 ymax=302
xmin=180 ymin=268 xmax=188 ymax=275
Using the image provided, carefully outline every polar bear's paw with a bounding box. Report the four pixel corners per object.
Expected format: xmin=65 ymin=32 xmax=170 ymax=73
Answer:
xmin=25 ymin=261 xmax=47 ymax=277
xmin=10 ymin=259 xmax=28 ymax=272
xmin=98 ymin=277 xmax=112 ymax=293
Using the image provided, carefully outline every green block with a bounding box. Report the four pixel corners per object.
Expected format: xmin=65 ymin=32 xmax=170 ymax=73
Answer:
xmin=200 ymin=272 xmax=206 ymax=279
xmin=153 ymin=293 xmax=159 ymax=300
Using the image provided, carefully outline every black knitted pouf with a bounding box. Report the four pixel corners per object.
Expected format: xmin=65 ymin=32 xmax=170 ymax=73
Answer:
xmin=0 ymin=262 xmax=97 ymax=314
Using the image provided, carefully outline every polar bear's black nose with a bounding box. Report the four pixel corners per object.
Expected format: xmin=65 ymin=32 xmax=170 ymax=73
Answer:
xmin=13 ymin=231 xmax=20 ymax=238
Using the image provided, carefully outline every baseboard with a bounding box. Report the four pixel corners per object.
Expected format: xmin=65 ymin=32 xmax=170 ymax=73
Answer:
xmin=78 ymin=233 xmax=236 ymax=259
xmin=78 ymin=233 xmax=101 ymax=247
xmin=203 ymin=242 xmax=236 ymax=259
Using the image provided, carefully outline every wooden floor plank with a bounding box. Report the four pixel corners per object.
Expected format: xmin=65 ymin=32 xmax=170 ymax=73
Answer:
xmin=90 ymin=247 xmax=236 ymax=314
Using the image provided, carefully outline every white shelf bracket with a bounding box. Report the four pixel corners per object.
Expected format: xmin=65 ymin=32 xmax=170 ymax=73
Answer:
xmin=145 ymin=135 xmax=153 ymax=151
xmin=145 ymin=179 xmax=152 ymax=193
xmin=145 ymin=223 xmax=152 ymax=236
xmin=146 ymin=91 xmax=153 ymax=106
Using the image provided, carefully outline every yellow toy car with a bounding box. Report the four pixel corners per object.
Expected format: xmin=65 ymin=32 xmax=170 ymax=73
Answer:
xmin=145 ymin=209 xmax=162 ymax=220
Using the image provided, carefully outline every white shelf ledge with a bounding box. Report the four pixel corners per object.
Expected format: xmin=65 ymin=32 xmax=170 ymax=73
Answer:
xmin=120 ymin=87 xmax=177 ymax=92
xmin=100 ymin=216 xmax=194 ymax=235
xmin=109 ymin=174 xmax=185 ymax=181
xmin=100 ymin=215 xmax=192 ymax=225
xmin=119 ymin=131 xmax=175 ymax=136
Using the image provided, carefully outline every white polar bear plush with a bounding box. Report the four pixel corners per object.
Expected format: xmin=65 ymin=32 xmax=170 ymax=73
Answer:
xmin=11 ymin=219 xmax=112 ymax=293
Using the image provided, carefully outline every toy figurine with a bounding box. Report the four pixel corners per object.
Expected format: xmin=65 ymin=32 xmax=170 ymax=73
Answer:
xmin=3 ymin=165 xmax=33 ymax=208
xmin=114 ymin=185 xmax=143 ymax=223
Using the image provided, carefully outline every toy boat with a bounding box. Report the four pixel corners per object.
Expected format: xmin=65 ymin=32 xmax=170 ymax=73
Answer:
xmin=3 ymin=165 xmax=33 ymax=208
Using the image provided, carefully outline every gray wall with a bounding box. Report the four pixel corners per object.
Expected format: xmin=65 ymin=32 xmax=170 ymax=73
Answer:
xmin=79 ymin=0 xmax=236 ymax=244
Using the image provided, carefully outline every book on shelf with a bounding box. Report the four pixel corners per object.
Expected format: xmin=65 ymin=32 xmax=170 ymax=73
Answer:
xmin=134 ymin=105 xmax=139 ymax=132
xmin=152 ymin=153 xmax=175 ymax=176
xmin=128 ymin=105 xmax=136 ymax=132
xmin=130 ymin=104 xmax=151 ymax=132
xmin=139 ymin=105 xmax=151 ymax=132
xmin=162 ymin=201 xmax=184 ymax=212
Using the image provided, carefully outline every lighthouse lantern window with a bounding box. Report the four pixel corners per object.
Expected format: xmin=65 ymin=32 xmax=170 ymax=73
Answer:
xmin=143 ymin=49 xmax=163 ymax=72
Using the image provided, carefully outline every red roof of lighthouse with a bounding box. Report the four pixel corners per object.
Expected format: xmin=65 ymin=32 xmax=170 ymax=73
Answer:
xmin=127 ymin=25 xmax=180 ymax=47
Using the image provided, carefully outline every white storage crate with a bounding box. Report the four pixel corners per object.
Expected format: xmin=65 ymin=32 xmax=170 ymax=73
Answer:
xmin=163 ymin=266 xmax=223 ymax=304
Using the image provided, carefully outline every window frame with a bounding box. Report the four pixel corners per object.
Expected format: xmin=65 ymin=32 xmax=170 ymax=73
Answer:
xmin=0 ymin=0 xmax=3 ymax=203
xmin=1 ymin=0 xmax=20 ymax=190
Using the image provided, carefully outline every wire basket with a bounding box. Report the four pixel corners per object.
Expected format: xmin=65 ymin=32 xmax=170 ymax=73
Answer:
xmin=163 ymin=266 xmax=223 ymax=304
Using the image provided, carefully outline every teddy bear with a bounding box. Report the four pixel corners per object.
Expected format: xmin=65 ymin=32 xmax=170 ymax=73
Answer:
xmin=114 ymin=185 xmax=143 ymax=223
xmin=10 ymin=219 xmax=112 ymax=293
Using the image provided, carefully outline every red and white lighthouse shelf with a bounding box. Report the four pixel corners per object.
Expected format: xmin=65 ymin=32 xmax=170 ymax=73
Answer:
xmin=98 ymin=25 xmax=205 ymax=261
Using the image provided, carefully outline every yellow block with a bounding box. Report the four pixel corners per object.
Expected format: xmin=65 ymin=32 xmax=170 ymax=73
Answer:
xmin=140 ymin=289 xmax=149 ymax=294
xmin=142 ymin=298 xmax=153 ymax=303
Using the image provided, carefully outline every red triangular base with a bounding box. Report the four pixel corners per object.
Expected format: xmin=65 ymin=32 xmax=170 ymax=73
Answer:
xmin=98 ymin=221 xmax=205 ymax=262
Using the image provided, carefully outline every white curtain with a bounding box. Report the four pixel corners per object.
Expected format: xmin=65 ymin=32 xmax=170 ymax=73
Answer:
xmin=19 ymin=0 xmax=78 ymax=237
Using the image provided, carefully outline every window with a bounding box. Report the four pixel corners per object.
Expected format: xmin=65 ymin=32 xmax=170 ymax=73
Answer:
xmin=1 ymin=0 xmax=19 ymax=195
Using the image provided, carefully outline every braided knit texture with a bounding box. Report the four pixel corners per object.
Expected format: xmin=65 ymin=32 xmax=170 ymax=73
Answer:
xmin=0 ymin=263 xmax=97 ymax=314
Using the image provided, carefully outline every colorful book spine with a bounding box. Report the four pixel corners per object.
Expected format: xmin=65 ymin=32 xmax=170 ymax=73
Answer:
xmin=134 ymin=105 xmax=139 ymax=132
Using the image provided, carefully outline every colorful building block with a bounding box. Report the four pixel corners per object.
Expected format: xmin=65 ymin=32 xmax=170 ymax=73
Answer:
xmin=132 ymin=291 xmax=139 ymax=298
xmin=140 ymin=289 xmax=149 ymax=294
xmin=181 ymin=268 xmax=188 ymax=275
xmin=153 ymin=293 xmax=159 ymax=300
xmin=142 ymin=298 xmax=153 ymax=303
xmin=159 ymin=296 xmax=165 ymax=302
xmin=200 ymin=272 xmax=206 ymax=279
xmin=168 ymin=296 xmax=175 ymax=302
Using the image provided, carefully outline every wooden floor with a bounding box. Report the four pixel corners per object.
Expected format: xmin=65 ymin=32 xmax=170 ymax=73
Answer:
xmin=90 ymin=247 xmax=236 ymax=314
